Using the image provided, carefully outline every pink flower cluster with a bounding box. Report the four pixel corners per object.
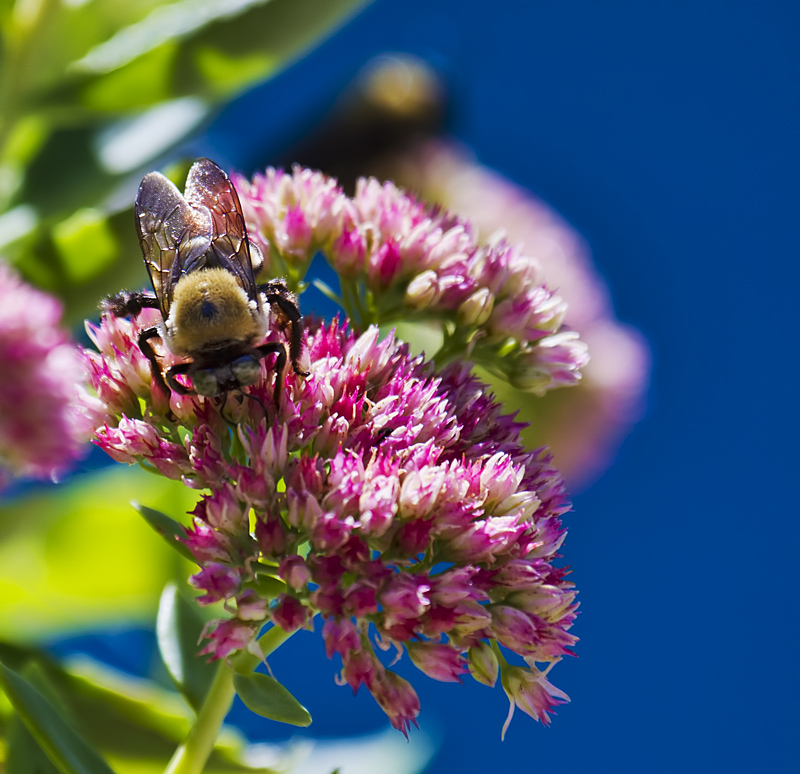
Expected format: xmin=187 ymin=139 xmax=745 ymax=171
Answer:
xmin=83 ymin=313 xmax=578 ymax=735
xmin=381 ymin=140 xmax=650 ymax=487
xmin=0 ymin=263 xmax=87 ymax=481
xmin=234 ymin=168 xmax=589 ymax=394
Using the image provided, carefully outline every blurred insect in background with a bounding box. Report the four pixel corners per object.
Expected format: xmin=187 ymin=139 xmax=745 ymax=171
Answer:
xmin=103 ymin=158 xmax=306 ymax=404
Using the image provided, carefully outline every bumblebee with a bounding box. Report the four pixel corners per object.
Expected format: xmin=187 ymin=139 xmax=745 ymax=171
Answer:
xmin=103 ymin=158 xmax=306 ymax=402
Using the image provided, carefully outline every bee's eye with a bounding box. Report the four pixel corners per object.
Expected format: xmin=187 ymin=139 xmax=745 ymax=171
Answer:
xmin=231 ymin=355 xmax=261 ymax=387
xmin=193 ymin=368 xmax=219 ymax=396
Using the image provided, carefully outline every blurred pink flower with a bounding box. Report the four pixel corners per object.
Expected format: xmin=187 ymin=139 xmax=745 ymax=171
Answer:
xmin=0 ymin=263 xmax=88 ymax=481
xmin=379 ymin=140 xmax=650 ymax=488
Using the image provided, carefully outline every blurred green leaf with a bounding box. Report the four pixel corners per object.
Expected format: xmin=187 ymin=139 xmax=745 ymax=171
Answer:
xmin=56 ymin=658 xmax=264 ymax=772
xmin=2 ymin=0 xmax=371 ymax=318
xmin=7 ymin=711 xmax=61 ymax=774
xmin=52 ymin=208 xmax=119 ymax=282
xmin=134 ymin=503 xmax=196 ymax=563
xmin=0 ymin=644 xmax=260 ymax=772
xmin=0 ymin=466 xmax=198 ymax=640
xmin=0 ymin=661 xmax=116 ymax=774
xmin=54 ymin=0 xmax=369 ymax=113
xmin=156 ymin=583 xmax=216 ymax=711
xmin=233 ymin=672 xmax=312 ymax=727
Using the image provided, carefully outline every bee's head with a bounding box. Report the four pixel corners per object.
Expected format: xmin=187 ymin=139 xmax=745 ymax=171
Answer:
xmin=192 ymin=354 xmax=262 ymax=396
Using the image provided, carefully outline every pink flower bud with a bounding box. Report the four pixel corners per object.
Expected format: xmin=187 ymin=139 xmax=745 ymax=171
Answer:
xmin=196 ymin=485 xmax=245 ymax=534
xmin=392 ymin=518 xmax=433 ymax=557
xmin=256 ymin=514 xmax=287 ymax=557
xmin=271 ymin=594 xmax=309 ymax=633
xmin=380 ymin=574 xmax=431 ymax=626
xmin=468 ymin=641 xmax=499 ymax=687
xmin=458 ymin=287 xmax=494 ymax=326
xmin=190 ymin=563 xmax=240 ymax=604
xmin=340 ymin=646 xmax=379 ymax=693
xmin=369 ymin=670 xmax=420 ymax=738
xmin=278 ymin=555 xmax=311 ymax=591
xmin=406 ymin=641 xmax=467 ymax=683
xmin=358 ymin=472 xmax=399 ymax=537
xmin=367 ymin=240 xmax=402 ymax=289
xmin=322 ymin=617 xmax=360 ymax=659
xmin=236 ymin=589 xmax=270 ymax=621
xmin=286 ymin=489 xmax=323 ymax=530
xmin=199 ymin=619 xmax=258 ymax=661
xmin=490 ymin=605 xmax=541 ymax=655
xmin=331 ymin=224 xmax=367 ymax=277
xmin=404 ymin=270 xmax=441 ymax=309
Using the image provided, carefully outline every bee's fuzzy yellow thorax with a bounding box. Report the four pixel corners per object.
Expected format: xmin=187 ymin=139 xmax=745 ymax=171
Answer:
xmin=165 ymin=268 xmax=266 ymax=355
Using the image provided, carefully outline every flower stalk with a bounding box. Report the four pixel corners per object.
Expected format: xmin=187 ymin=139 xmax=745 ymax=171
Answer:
xmin=165 ymin=624 xmax=300 ymax=774
xmin=163 ymin=660 xmax=236 ymax=774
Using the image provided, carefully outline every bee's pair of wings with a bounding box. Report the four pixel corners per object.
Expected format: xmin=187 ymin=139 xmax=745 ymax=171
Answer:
xmin=135 ymin=158 xmax=258 ymax=318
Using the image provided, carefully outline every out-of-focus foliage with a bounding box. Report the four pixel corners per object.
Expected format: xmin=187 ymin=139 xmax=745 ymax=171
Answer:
xmin=0 ymin=465 xmax=198 ymax=639
xmin=0 ymin=643 xmax=277 ymax=772
xmin=156 ymin=583 xmax=217 ymax=712
xmin=0 ymin=0 xmax=370 ymax=323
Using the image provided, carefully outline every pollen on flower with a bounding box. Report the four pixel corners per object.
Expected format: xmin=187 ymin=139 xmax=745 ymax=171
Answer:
xmin=81 ymin=307 xmax=578 ymax=735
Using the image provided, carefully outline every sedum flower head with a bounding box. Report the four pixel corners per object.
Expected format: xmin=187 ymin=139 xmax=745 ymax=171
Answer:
xmin=83 ymin=309 xmax=578 ymax=736
xmin=0 ymin=263 xmax=87 ymax=481
xmin=234 ymin=168 xmax=589 ymax=394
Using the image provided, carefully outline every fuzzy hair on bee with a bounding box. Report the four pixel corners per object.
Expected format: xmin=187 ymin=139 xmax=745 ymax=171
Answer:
xmin=102 ymin=158 xmax=307 ymax=403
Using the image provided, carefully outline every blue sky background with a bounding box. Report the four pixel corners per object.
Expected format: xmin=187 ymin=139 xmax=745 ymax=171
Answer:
xmin=210 ymin=2 xmax=800 ymax=771
xmin=57 ymin=2 xmax=800 ymax=771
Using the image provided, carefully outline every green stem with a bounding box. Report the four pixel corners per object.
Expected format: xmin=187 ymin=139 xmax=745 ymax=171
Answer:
xmin=162 ymin=661 xmax=235 ymax=774
xmin=162 ymin=625 xmax=299 ymax=774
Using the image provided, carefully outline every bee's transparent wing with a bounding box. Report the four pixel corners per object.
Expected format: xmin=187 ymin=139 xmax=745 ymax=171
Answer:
xmin=135 ymin=172 xmax=212 ymax=318
xmin=184 ymin=158 xmax=258 ymax=302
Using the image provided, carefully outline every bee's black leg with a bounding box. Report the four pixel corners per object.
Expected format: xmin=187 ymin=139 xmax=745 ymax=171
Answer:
xmin=256 ymin=342 xmax=288 ymax=406
xmin=257 ymin=282 xmax=309 ymax=377
xmin=165 ymin=362 xmax=193 ymax=395
xmin=102 ymin=290 xmax=160 ymax=318
xmin=218 ymin=396 xmax=237 ymax=428
xmin=138 ymin=327 xmax=169 ymax=395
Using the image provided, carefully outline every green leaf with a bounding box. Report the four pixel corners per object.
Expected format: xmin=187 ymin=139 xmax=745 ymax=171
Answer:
xmin=233 ymin=673 xmax=312 ymax=727
xmin=0 ymin=466 xmax=197 ymax=640
xmin=52 ymin=207 xmax=119 ymax=282
xmin=60 ymin=659 xmax=264 ymax=772
xmin=133 ymin=502 xmax=196 ymax=562
xmin=57 ymin=657 xmax=200 ymax=761
xmin=0 ymin=662 xmax=116 ymax=774
xmin=55 ymin=0 xmax=370 ymax=113
xmin=7 ymin=711 xmax=61 ymax=774
xmin=156 ymin=583 xmax=216 ymax=711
